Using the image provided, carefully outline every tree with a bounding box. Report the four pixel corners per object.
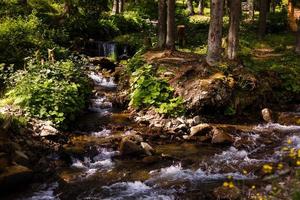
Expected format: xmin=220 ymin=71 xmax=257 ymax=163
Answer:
xmin=288 ymin=0 xmax=297 ymax=32
xmin=258 ymin=0 xmax=268 ymax=38
xmin=227 ymin=0 xmax=241 ymax=60
xmin=206 ymin=0 xmax=224 ymax=66
xmin=187 ymin=0 xmax=195 ymax=15
xmin=247 ymin=0 xmax=254 ymax=20
xmin=112 ymin=0 xmax=119 ymax=15
xmin=296 ymin=20 xmax=300 ymax=54
xmin=198 ymin=0 xmax=205 ymax=15
xmin=119 ymin=0 xmax=124 ymax=13
xmin=158 ymin=0 xmax=167 ymax=48
xmin=166 ymin=0 xmax=176 ymax=50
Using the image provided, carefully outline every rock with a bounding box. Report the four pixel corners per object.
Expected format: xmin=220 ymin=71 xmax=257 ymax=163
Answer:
xmin=40 ymin=123 xmax=58 ymax=137
xmin=261 ymin=108 xmax=273 ymax=123
xmin=140 ymin=142 xmax=155 ymax=156
xmin=211 ymin=128 xmax=235 ymax=144
xmin=0 ymin=165 xmax=33 ymax=190
xmin=0 ymin=155 xmax=9 ymax=172
xmin=89 ymin=57 xmax=116 ymax=71
xmin=193 ymin=116 xmax=201 ymax=125
xmin=142 ymin=156 xmax=160 ymax=164
xmin=13 ymin=151 xmax=29 ymax=166
xmin=175 ymin=124 xmax=188 ymax=132
xmin=213 ymin=185 xmax=240 ymax=200
xmin=119 ymin=138 xmax=144 ymax=156
xmin=190 ymin=123 xmax=212 ymax=137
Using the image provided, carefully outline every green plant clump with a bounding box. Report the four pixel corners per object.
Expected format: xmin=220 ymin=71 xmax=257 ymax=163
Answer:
xmin=3 ymin=57 xmax=91 ymax=129
xmin=129 ymin=64 xmax=184 ymax=116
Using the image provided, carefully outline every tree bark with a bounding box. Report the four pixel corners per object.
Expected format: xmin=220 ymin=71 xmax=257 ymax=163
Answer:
xmin=198 ymin=0 xmax=205 ymax=15
xmin=112 ymin=0 xmax=119 ymax=15
xmin=158 ymin=0 xmax=167 ymax=49
xmin=206 ymin=0 xmax=224 ymax=66
xmin=296 ymin=20 xmax=300 ymax=54
xmin=288 ymin=0 xmax=297 ymax=32
xmin=166 ymin=0 xmax=176 ymax=50
xmin=187 ymin=0 xmax=195 ymax=15
xmin=247 ymin=0 xmax=254 ymax=20
xmin=227 ymin=0 xmax=241 ymax=60
xmin=258 ymin=0 xmax=267 ymax=39
xmin=119 ymin=0 xmax=124 ymax=13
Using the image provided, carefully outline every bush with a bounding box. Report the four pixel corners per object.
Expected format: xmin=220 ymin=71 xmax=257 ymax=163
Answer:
xmin=129 ymin=64 xmax=184 ymax=116
xmin=3 ymin=57 xmax=91 ymax=129
xmin=0 ymin=13 xmax=43 ymax=66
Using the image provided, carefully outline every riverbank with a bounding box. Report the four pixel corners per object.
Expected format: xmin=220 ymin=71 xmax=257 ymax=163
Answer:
xmin=1 ymin=53 xmax=300 ymax=199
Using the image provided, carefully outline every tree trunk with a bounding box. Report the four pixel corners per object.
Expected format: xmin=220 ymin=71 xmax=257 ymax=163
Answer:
xmin=187 ymin=0 xmax=195 ymax=15
xmin=112 ymin=0 xmax=119 ymax=15
xmin=198 ymin=0 xmax=205 ymax=15
xmin=288 ymin=0 xmax=297 ymax=32
xmin=258 ymin=0 xmax=267 ymax=39
xmin=166 ymin=0 xmax=176 ymax=50
xmin=119 ymin=0 xmax=124 ymax=13
xmin=227 ymin=0 xmax=241 ymax=60
xmin=206 ymin=0 xmax=224 ymax=66
xmin=296 ymin=21 xmax=300 ymax=54
xmin=158 ymin=0 xmax=167 ymax=49
xmin=247 ymin=0 xmax=254 ymax=20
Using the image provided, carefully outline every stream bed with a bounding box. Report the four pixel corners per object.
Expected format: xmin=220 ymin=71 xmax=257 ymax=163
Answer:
xmin=10 ymin=71 xmax=300 ymax=200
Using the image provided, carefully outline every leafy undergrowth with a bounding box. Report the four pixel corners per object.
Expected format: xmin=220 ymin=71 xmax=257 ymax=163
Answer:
xmin=0 ymin=56 xmax=91 ymax=129
xmin=126 ymin=53 xmax=184 ymax=116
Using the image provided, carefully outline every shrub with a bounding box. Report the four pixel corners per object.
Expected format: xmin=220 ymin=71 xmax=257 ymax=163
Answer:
xmin=129 ymin=64 xmax=184 ymax=116
xmin=3 ymin=57 xmax=91 ymax=129
xmin=0 ymin=14 xmax=43 ymax=65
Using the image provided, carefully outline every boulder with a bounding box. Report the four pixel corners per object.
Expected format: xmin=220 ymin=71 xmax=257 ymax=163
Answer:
xmin=190 ymin=123 xmax=212 ymax=137
xmin=140 ymin=142 xmax=155 ymax=156
xmin=0 ymin=165 xmax=33 ymax=191
xmin=88 ymin=57 xmax=116 ymax=71
xmin=13 ymin=150 xmax=29 ymax=166
xmin=261 ymin=108 xmax=273 ymax=123
xmin=119 ymin=138 xmax=144 ymax=156
xmin=211 ymin=128 xmax=235 ymax=144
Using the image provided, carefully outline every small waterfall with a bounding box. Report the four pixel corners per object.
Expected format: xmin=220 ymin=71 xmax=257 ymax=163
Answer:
xmin=96 ymin=42 xmax=118 ymax=58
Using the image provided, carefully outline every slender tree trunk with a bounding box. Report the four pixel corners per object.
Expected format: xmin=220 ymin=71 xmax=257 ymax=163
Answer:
xmin=288 ymin=0 xmax=297 ymax=32
xmin=119 ymin=0 xmax=124 ymax=13
xmin=258 ymin=0 xmax=267 ymax=39
xmin=224 ymin=0 xmax=229 ymax=16
xmin=166 ymin=0 xmax=176 ymax=50
xmin=198 ymin=0 xmax=205 ymax=15
xmin=206 ymin=0 xmax=224 ymax=66
xmin=227 ymin=0 xmax=241 ymax=60
xmin=158 ymin=0 xmax=167 ymax=49
xmin=248 ymin=0 xmax=254 ymax=20
xmin=296 ymin=20 xmax=300 ymax=54
xmin=112 ymin=0 xmax=119 ymax=15
xmin=271 ymin=0 xmax=276 ymax=13
xmin=187 ymin=0 xmax=195 ymax=15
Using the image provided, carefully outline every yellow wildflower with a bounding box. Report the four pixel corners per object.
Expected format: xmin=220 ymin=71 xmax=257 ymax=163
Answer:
xmin=287 ymin=138 xmax=292 ymax=144
xmin=228 ymin=181 xmax=234 ymax=188
xmin=297 ymin=160 xmax=300 ymax=166
xmin=277 ymin=163 xmax=283 ymax=170
xmin=263 ymin=164 xmax=273 ymax=173
xmin=223 ymin=182 xmax=229 ymax=187
xmin=251 ymin=185 xmax=256 ymax=189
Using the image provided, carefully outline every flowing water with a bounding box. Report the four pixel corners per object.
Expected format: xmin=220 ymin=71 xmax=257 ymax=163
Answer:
xmin=10 ymin=71 xmax=300 ymax=200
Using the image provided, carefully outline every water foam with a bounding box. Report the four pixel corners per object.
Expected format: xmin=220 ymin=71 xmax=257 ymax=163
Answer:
xmin=88 ymin=72 xmax=116 ymax=88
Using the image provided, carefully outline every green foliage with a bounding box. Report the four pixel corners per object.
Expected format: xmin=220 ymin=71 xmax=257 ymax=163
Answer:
xmin=129 ymin=64 xmax=184 ymax=116
xmin=126 ymin=50 xmax=146 ymax=73
xmin=0 ymin=113 xmax=28 ymax=133
xmin=224 ymin=105 xmax=236 ymax=116
xmin=267 ymin=9 xmax=288 ymax=33
xmin=3 ymin=57 xmax=91 ymax=129
xmin=0 ymin=13 xmax=43 ymax=65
